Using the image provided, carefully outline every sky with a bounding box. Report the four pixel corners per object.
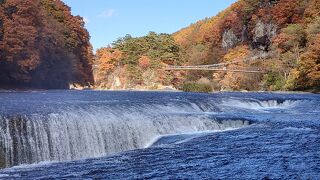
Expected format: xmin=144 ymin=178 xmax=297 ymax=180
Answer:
xmin=62 ymin=0 xmax=237 ymax=50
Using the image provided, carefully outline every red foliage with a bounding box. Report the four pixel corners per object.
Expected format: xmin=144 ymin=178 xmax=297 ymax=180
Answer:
xmin=272 ymin=33 xmax=294 ymax=52
xmin=271 ymin=0 xmax=303 ymax=26
xmin=0 ymin=0 xmax=94 ymax=89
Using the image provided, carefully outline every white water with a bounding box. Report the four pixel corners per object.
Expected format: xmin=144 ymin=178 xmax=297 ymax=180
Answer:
xmin=222 ymin=99 xmax=298 ymax=110
xmin=0 ymin=105 xmax=250 ymax=168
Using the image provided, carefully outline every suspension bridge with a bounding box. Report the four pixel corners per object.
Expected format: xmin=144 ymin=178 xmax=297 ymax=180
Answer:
xmin=164 ymin=59 xmax=265 ymax=73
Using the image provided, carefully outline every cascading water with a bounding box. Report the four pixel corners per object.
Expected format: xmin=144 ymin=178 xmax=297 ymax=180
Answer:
xmin=0 ymin=91 xmax=318 ymax=179
xmin=0 ymin=91 xmax=309 ymax=170
xmin=0 ymin=101 xmax=250 ymax=168
xmin=221 ymin=98 xmax=298 ymax=110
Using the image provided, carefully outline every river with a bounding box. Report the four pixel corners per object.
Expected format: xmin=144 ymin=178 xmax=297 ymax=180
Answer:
xmin=0 ymin=91 xmax=319 ymax=179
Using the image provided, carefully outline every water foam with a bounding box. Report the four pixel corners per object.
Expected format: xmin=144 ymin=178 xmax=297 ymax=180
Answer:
xmin=222 ymin=98 xmax=298 ymax=110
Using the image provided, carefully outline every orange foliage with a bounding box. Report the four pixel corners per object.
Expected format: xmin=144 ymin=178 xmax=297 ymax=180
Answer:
xmin=221 ymin=11 xmax=242 ymax=36
xmin=272 ymin=33 xmax=294 ymax=52
xmin=96 ymin=48 xmax=122 ymax=73
xmin=173 ymin=0 xmax=249 ymax=51
xmin=271 ymin=0 xmax=303 ymax=26
xmin=304 ymin=0 xmax=320 ymax=23
xmin=298 ymin=34 xmax=320 ymax=89
xmin=223 ymin=45 xmax=250 ymax=62
xmin=94 ymin=48 xmax=122 ymax=86
xmin=173 ymin=0 xmax=319 ymax=91
xmin=138 ymin=56 xmax=151 ymax=69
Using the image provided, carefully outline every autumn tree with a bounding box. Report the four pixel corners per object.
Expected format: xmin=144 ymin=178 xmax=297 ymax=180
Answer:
xmin=273 ymin=24 xmax=306 ymax=52
xmin=304 ymin=0 xmax=320 ymax=23
xmin=41 ymin=0 xmax=94 ymax=86
xmin=0 ymin=0 xmax=94 ymax=89
xmin=296 ymin=18 xmax=320 ymax=90
xmin=94 ymin=48 xmax=122 ymax=85
xmin=138 ymin=56 xmax=151 ymax=69
xmin=271 ymin=0 xmax=305 ymax=27
xmin=172 ymin=0 xmax=319 ymax=92
xmin=91 ymin=0 xmax=318 ymax=91
xmin=0 ymin=0 xmax=42 ymax=86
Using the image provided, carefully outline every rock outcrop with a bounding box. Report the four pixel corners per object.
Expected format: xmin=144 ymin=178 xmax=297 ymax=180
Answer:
xmin=222 ymin=30 xmax=239 ymax=50
xmin=252 ymin=20 xmax=277 ymax=51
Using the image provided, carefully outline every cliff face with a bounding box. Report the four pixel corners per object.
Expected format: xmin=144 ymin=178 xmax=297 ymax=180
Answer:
xmin=0 ymin=0 xmax=94 ymax=89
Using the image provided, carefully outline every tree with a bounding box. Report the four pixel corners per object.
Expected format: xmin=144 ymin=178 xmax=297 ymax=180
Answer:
xmin=273 ymin=24 xmax=306 ymax=52
xmin=138 ymin=56 xmax=151 ymax=69
xmin=223 ymin=45 xmax=250 ymax=62
xmin=0 ymin=0 xmax=94 ymax=89
xmin=304 ymin=0 xmax=320 ymax=23
xmin=0 ymin=0 xmax=41 ymax=84
xmin=271 ymin=0 xmax=304 ymax=26
xmin=295 ymin=18 xmax=320 ymax=90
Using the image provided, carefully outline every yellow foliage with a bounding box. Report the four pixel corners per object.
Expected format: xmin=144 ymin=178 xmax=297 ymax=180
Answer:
xmin=223 ymin=45 xmax=250 ymax=62
xmin=284 ymin=69 xmax=300 ymax=90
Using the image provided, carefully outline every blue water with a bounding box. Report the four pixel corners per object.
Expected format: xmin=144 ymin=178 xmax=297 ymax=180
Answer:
xmin=0 ymin=91 xmax=319 ymax=179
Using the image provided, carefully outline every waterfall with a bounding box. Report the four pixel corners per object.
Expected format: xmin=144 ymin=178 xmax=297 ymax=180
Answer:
xmin=221 ymin=99 xmax=298 ymax=110
xmin=0 ymin=104 xmax=250 ymax=168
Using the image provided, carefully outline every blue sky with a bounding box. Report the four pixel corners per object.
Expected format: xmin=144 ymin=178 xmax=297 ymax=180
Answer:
xmin=62 ymin=0 xmax=237 ymax=50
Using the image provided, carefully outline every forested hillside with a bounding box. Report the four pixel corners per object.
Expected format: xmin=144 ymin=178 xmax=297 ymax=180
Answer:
xmin=173 ymin=0 xmax=319 ymax=91
xmin=94 ymin=33 xmax=184 ymax=89
xmin=96 ymin=0 xmax=319 ymax=92
xmin=0 ymin=0 xmax=93 ymax=89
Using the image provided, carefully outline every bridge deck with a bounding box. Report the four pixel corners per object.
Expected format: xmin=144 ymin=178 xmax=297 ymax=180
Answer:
xmin=165 ymin=65 xmax=264 ymax=73
xmin=164 ymin=58 xmax=266 ymax=73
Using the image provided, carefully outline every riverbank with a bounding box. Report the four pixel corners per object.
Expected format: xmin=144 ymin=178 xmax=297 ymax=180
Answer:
xmin=0 ymin=85 xmax=318 ymax=94
xmin=0 ymin=88 xmax=317 ymax=94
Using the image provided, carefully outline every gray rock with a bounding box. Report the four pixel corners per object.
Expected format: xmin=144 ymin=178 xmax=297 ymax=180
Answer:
xmin=222 ymin=29 xmax=239 ymax=50
xmin=241 ymin=26 xmax=249 ymax=42
xmin=253 ymin=20 xmax=277 ymax=51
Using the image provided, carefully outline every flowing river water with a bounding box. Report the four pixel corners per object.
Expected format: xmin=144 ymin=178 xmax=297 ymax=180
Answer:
xmin=0 ymin=91 xmax=319 ymax=179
